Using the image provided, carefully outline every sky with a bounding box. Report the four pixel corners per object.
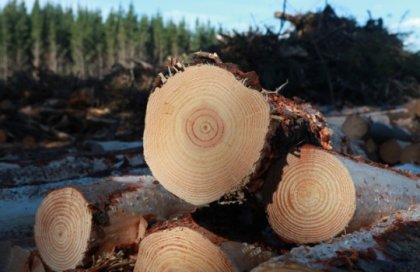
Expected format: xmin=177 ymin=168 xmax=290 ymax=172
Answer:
xmin=1 ymin=0 xmax=420 ymax=50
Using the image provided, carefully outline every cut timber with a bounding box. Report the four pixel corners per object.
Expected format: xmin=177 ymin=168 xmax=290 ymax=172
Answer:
xmin=378 ymin=140 xmax=410 ymax=165
xmin=134 ymin=217 xmax=272 ymax=272
xmin=144 ymin=65 xmax=271 ymax=205
xmin=34 ymin=176 xmax=194 ymax=271
xmin=405 ymin=98 xmax=420 ymax=117
xmin=341 ymin=114 xmax=370 ymax=140
xmin=266 ymin=145 xmax=419 ymax=244
xmin=254 ymin=205 xmax=420 ymax=271
xmin=400 ymin=143 xmax=420 ymax=165
xmin=144 ymin=62 xmax=330 ymax=205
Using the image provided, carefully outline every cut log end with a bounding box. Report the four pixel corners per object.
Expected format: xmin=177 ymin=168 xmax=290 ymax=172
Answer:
xmin=144 ymin=65 xmax=271 ymax=205
xmin=134 ymin=226 xmax=235 ymax=272
xmin=341 ymin=114 xmax=369 ymax=140
xmin=267 ymin=145 xmax=356 ymax=244
xmin=34 ymin=187 xmax=92 ymax=271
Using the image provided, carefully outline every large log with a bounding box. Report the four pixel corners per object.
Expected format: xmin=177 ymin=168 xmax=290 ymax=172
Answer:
xmin=266 ymin=145 xmax=419 ymax=244
xmin=34 ymin=176 xmax=195 ymax=271
xmin=143 ymin=56 xmax=330 ymax=205
xmin=253 ymin=205 xmax=420 ymax=272
xmin=134 ymin=216 xmax=272 ymax=272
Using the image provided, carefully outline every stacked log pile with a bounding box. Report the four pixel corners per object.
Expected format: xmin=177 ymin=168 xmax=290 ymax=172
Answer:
xmin=1 ymin=54 xmax=419 ymax=272
xmin=325 ymin=104 xmax=420 ymax=168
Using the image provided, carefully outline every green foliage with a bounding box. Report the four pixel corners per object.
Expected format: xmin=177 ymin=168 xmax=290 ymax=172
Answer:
xmin=0 ymin=0 xmax=218 ymax=79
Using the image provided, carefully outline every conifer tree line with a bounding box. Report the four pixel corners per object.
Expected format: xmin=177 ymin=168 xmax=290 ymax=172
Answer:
xmin=0 ymin=0 xmax=218 ymax=80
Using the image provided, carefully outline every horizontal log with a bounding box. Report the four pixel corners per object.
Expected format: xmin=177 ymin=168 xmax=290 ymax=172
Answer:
xmin=266 ymin=145 xmax=419 ymax=244
xmin=34 ymin=176 xmax=195 ymax=271
xmin=134 ymin=216 xmax=272 ymax=272
xmin=253 ymin=205 xmax=420 ymax=271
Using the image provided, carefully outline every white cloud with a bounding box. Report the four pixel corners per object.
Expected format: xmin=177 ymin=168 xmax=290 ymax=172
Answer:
xmin=397 ymin=17 xmax=420 ymax=29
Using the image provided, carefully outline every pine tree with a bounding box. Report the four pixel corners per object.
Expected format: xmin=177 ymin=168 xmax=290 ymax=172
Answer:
xmin=0 ymin=9 xmax=9 ymax=79
xmin=116 ymin=6 xmax=127 ymax=64
xmin=150 ymin=13 xmax=164 ymax=65
xmin=105 ymin=9 xmax=118 ymax=70
xmin=138 ymin=15 xmax=150 ymax=60
xmin=15 ymin=1 xmax=31 ymax=71
xmin=124 ymin=3 xmax=138 ymax=62
xmin=177 ymin=19 xmax=191 ymax=54
xmin=31 ymin=0 xmax=43 ymax=69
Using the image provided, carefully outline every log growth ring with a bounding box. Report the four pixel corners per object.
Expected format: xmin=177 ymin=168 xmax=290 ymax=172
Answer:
xmin=144 ymin=65 xmax=270 ymax=205
xmin=134 ymin=227 xmax=234 ymax=272
xmin=34 ymin=187 xmax=92 ymax=271
xmin=267 ymin=145 xmax=356 ymax=244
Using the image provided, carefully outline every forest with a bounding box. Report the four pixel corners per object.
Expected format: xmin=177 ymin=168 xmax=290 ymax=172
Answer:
xmin=0 ymin=0 xmax=218 ymax=80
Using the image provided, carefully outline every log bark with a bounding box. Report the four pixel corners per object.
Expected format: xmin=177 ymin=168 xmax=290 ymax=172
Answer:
xmin=253 ymin=205 xmax=420 ymax=272
xmin=134 ymin=216 xmax=273 ymax=272
xmin=144 ymin=57 xmax=330 ymax=205
xmin=266 ymin=145 xmax=419 ymax=244
xmin=34 ymin=175 xmax=195 ymax=271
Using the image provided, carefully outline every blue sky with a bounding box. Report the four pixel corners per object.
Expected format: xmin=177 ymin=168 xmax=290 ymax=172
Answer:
xmin=2 ymin=1 xmax=420 ymax=49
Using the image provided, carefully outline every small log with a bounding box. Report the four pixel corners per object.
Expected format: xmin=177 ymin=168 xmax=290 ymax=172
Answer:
xmin=266 ymin=145 xmax=419 ymax=244
xmin=34 ymin=176 xmax=195 ymax=271
xmin=400 ymin=143 xmax=420 ymax=165
xmin=134 ymin=217 xmax=272 ymax=272
xmin=378 ymin=139 xmax=411 ymax=165
xmin=0 ymin=174 xmax=111 ymax=243
xmin=254 ymin=205 xmax=420 ymax=271
xmin=331 ymin=110 xmax=415 ymax=143
xmin=341 ymin=114 xmax=370 ymax=140
xmin=144 ymin=59 xmax=330 ymax=205
xmin=405 ymin=98 xmax=420 ymax=117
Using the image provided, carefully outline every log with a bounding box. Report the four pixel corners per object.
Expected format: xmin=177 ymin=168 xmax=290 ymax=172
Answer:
xmin=266 ymin=145 xmax=419 ymax=244
xmin=0 ymin=175 xmax=98 ymax=243
xmin=330 ymin=110 xmax=415 ymax=143
xmin=134 ymin=217 xmax=272 ymax=272
xmin=341 ymin=114 xmax=370 ymax=140
xmin=253 ymin=205 xmax=420 ymax=271
xmin=144 ymin=58 xmax=330 ymax=205
xmin=34 ymin=175 xmax=195 ymax=271
xmin=378 ymin=139 xmax=410 ymax=165
xmin=405 ymin=98 xmax=420 ymax=117
xmin=400 ymin=143 xmax=420 ymax=165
